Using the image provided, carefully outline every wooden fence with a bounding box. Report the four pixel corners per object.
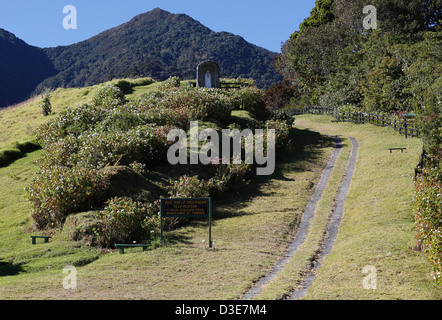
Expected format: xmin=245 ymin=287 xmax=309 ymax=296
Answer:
xmin=278 ymin=106 xmax=420 ymax=139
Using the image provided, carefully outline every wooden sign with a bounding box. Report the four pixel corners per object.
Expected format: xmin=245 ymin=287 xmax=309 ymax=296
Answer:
xmin=160 ymin=198 xmax=210 ymax=218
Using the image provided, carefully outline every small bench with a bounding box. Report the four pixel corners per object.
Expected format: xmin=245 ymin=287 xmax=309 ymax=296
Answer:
xmin=388 ymin=148 xmax=406 ymax=153
xmin=115 ymin=243 xmax=150 ymax=254
xmin=30 ymin=235 xmax=52 ymax=244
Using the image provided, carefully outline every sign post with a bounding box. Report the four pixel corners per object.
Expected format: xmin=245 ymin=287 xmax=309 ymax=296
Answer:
xmin=160 ymin=197 xmax=212 ymax=248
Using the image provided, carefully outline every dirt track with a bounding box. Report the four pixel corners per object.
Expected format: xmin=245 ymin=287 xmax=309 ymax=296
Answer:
xmin=241 ymin=135 xmax=359 ymax=300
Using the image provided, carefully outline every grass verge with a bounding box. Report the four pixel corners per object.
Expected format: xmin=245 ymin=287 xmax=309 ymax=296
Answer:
xmin=295 ymin=114 xmax=442 ymax=299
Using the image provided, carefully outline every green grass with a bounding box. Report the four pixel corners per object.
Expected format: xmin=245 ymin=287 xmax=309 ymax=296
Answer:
xmin=0 ymin=115 xmax=334 ymax=299
xmin=294 ymin=114 xmax=442 ymax=299
xmin=1 ymin=86 xmax=440 ymax=299
xmin=0 ymin=151 xmax=102 ymax=276
xmin=0 ymin=78 xmax=159 ymax=155
xmin=0 ymin=87 xmax=96 ymax=153
xmin=254 ymin=135 xmax=352 ymax=300
xmin=124 ymin=81 xmax=162 ymax=100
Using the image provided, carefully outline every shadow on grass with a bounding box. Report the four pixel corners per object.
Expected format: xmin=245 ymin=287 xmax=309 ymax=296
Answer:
xmin=0 ymin=261 xmax=24 ymax=276
xmin=160 ymin=229 xmax=195 ymax=246
xmin=210 ymin=128 xmax=334 ymax=220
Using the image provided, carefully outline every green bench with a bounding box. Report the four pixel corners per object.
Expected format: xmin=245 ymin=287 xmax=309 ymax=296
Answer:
xmin=115 ymin=243 xmax=150 ymax=254
xmin=30 ymin=235 xmax=52 ymax=244
xmin=388 ymin=148 xmax=406 ymax=153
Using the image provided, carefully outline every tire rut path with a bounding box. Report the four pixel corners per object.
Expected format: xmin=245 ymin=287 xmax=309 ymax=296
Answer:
xmin=241 ymin=136 xmax=345 ymax=300
xmin=288 ymin=136 xmax=358 ymax=300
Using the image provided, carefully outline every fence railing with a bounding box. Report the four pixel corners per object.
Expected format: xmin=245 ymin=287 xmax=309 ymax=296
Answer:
xmin=277 ymin=106 xmax=420 ymax=139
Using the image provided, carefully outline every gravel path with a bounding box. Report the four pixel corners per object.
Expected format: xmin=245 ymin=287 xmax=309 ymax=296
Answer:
xmin=241 ymin=136 xmax=345 ymax=300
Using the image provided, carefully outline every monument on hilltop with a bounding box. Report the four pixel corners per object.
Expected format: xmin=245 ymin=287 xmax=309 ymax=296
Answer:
xmin=196 ymin=61 xmax=220 ymax=89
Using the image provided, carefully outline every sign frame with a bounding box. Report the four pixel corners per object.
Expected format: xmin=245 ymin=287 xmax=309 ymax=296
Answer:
xmin=160 ymin=197 xmax=212 ymax=248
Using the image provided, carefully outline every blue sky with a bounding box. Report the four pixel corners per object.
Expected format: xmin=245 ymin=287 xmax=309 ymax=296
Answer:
xmin=0 ymin=0 xmax=316 ymax=53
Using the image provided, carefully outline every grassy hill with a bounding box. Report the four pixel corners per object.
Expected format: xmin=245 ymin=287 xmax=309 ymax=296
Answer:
xmin=0 ymin=78 xmax=329 ymax=299
xmin=0 ymin=77 xmax=158 ymax=158
xmin=0 ymin=79 xmax=440 ymax=300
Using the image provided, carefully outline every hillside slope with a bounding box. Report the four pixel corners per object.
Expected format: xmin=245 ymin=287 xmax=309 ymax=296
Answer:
xmin=0 ymin=29 xmax=56 ymax=107
xmin=0 ymin=8 xmax=280 ymax=108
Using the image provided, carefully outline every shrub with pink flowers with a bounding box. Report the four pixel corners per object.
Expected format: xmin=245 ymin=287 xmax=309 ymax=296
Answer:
xmin=26 ymin=165 xmax=109 ymax=229
xmin=414 ymin=153 xmax=442 ymax=286
xmin=94 ymin=197 xmax=160 ymax=248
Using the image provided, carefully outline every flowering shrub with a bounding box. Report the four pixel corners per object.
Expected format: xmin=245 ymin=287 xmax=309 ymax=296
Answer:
xmin=92 ymin=85 xmax=125 ymax=108
xmin=93 ymin=105 xmax=147 ymax=132
xmin=26 ymin=165 xmax=109 ymax=229
xmin=229 ymin=86 xmax=267 ymax=120
xmin=159 ymin=88 xmax=233 ymax=124
xmin=270 ymin=110 xmax=295 ymax=127
xmin=40 ymin=92 xmax=52 ymax=116
xmin=158 ymin=76 xmax=181 ymax=91
xmin=28 ymin=78 xmax=270 ymax=233
xmin=265 ymin=119 xmax=293 ymax=151
xmin=169 ymin=175 xmax=211 ymax=198
xmin=414 ymin=154 xmax=442 ymax=286
xmin=36 ymin=104 xmax=105 ymax=147
xmin=130 ymin=161 xmax=147 ymax=175
xmin=76 ymin=125 xmax=169 ymax=169
xmin=168 ymin=162 xmax=252 ymax=199
xmin=134 ymin=101 xmax=194 ymax=129
xmin=212 ymin=161 xmax=252 ymax=192
xmin=94 ymin=197 xmax=160 ymax=248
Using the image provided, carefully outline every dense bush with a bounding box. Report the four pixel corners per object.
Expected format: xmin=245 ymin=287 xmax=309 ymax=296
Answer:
xmin=158 ymin=76 xmax=181 ymax=91
xmin=230 ymin=86 xmax=267 ymax=120
xmin=36 ymin=104 xmax=106 ymax=147
xmin=26 ymin=165 xmax=109 ymax=229
xmin=93 ymin=104 xmax=148 ymax=132
xmin=94 ymin=197 xmax=160 ymax=248
xmin=136 ymin=87 xmax=234 ymax=126
xmin=168 ymin=162 xmax=253 ymax=200
xmin=414 ymin=154 xmax=442 ymax=286
xmin=265 ymin=119 xmax=293 ymax=151
xmin=169 ymin=175 xmax=211 ymax=198
xmin=27 ymin=77 xmax=287 ymax=240
xmin=40 ymin=91 xmax=52 ymax=116
xmin=91 ymin=85 xmax=125 ymax=108
xmin=211 ymin=162 xmax=252 ymax=193
xmin=415 ymin=78 xmax=442 ymax=156
xmin=264 ymin=80 xmax=298 ymax=113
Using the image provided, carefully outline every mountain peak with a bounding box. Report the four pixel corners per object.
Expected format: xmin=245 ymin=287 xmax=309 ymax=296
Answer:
xmin=1 ymin=9 xmax=281 ymax=107
xmin=126 ymin=7 xmax=208 ymax=32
